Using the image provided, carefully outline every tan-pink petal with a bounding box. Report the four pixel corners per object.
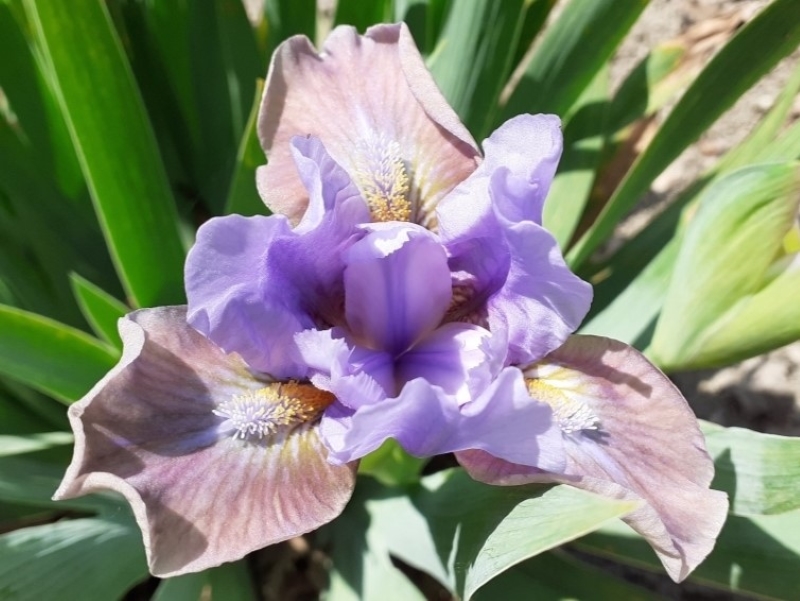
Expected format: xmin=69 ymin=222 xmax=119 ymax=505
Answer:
xmin=458 ymin=335 xmax=728 ymax=582
xmin=54 ymin=306 xmax=356 ymax=577
xmin=257 ymin=23 xmax=480 ymax=227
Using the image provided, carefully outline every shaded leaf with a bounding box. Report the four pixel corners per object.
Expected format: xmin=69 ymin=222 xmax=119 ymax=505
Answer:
xmin=575 ymin=513 xmax=800 ymax=601
xmin=224 ymin=79 xmax=269 ymax=216
xmin=0 ymin=304 xmax=118 ymax=404
xmin=69 ymin=273 xmax=128 ymax=349
xmin=703 ymin=423 xmax=800 ymax=516
xmin=473 ymin=550 xmax=659 ymax=601
xmin=0 ymin=516 xmax=147 ymax=601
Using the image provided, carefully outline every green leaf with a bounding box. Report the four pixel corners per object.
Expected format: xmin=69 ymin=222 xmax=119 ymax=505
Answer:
xmin=25 ymin=0 xmax=187 ymax=307
xmin=578 ymin=238 xmax=678 ymax=348
xmin=323 ymin=482 xmax=425 ymax=601
xmin=543 ymin=64 xmax=609 ymax=248
xmin=0 ymin=455 xmax=117 ymax=514
xmin=500 ymin=0 xmax=646 ymax=120
xmin=0 ymin=304 xmax=118 ymax=404
xmin=154 ymin=560 xmax=257 ymax=601
xmin=606 ymin=42 xmax=687 ymax=135
xmin=0 ymin=432 xmax=72 ymax=457
xmin=650 ymin=163 xmax=800 ymax=369
xmin=152 ymin=572 xmax=207 ymax=601
xmin=224 ymin=79 xmax=269 ymax=216
xmin=717 ymin=59 xmax=800 ymax=172
xmin=568 ymin=0 xmax=800 ymax=268
xmin=367 ymin=469 xmax=638 ymax=600
xmin=0 ymin=516 xmax=147 ymax=601
xmin=0 ymin=380 xmax=68 ymax=432
xmin=473 ymin=551 xmax=659 ymax=601
xmin=190 ymin=0 xmax=264 ymax=214
xmin=357 ymin=438 xmax=427 ymax=487
xmin=575 ymin=513 xmax=800 ymax=601
xmin=703 ymin=423 xmax=800 ymax=516
xmin=452 ymin=0 xmax=529 ymax=139
xmin=69 ymin=273 xmax=128 ymax=349
xmin=264 ymin=0 xmax=316 ymax=56
xmin=394 ymin=0 xmax=450 ymax=56
xmin=426 ymin=0 xmax=492 ymax=118
xmin=334 ymin=0 xmax=392 ymax=33
xmin=0 ymin=388 xmax=54 ymax=434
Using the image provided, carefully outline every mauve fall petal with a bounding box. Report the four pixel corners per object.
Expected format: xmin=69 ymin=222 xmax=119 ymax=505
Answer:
xmin=257 ymin=23 xmax=479 ymax=226
xmin=457 ymin=335 xmax=728 ymax=582
xmin=54 ymin=307 xmax=356 ymax=577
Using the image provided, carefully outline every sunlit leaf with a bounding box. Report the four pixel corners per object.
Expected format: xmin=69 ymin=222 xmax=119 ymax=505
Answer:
xmin=357 ymin=439 xmax=426 ymax=487
xmin=25 ymin=0 xmax=187 ymax=308
xmin=0 ymin=432 xmax=72 ymax=457
xmin=568 ymin=0 xmax=800 ymax=268
xmin=651 ymin=163 xmax=800 ymax=369
xmin=367 ymin=470 xmax=638 ymax=600
xmin=500 ymin=0 xmax=646 ymax=120
xmin=473 ymin=551 xmax=659 ymax=601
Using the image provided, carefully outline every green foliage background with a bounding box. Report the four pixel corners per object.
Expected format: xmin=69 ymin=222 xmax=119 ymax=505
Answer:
xmin=1 ymin=0 xmax=800 ymax=599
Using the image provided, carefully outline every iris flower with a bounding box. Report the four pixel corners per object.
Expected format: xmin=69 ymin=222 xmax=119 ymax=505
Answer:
xmin=55 ymin=23 xmax=727 ymax=581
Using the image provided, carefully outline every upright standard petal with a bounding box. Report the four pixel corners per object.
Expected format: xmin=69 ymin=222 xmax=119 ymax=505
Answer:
xmin=437 ymin=114 xmax=562 ymax=237
xmin=343 ymin=224 xmax=451 ymax=354
xmin=437 ymin=115 xmax=591 ymax=364
xmin=257 ymin=23 xmax=479 ymax=226
xmin=457 ymin=335 xmax=728 ymax=582
xmin=54 ymin=307 xmax=357 ymax=577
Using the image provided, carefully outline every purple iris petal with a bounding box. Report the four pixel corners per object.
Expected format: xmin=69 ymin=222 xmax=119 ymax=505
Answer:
xmin=186 ymin=136 xmax=368 ymax=377
xmin=489 ymin=222 xmax=593 ymax=366
xmin=480 ymin=113 xmax=562 ymax=226
xmin=319 ymin=368 xmax=565 ymax=471
xmin=437 ymin=114 xmax=592 ymax=365
xmin=343 ymin=224 xmax=451 ymax=354
xmin=185 ymin=214 xmax=302 ymax=376
xmin=395 ymin=322 xmax=494 ymax=404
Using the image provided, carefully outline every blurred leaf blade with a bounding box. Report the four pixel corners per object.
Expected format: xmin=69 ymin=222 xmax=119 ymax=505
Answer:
xmin=543 ymin=64 xmax=610 ymax=248
xmin=0 ymin=432 xmax=72 ymax=457
xmin=568 ymin=0 xmax=800 ymax=267
xmin=25 ymin=0 xmax=187 ymax=308
xmin=0 ymin=304 xmax=118 ymax=404
xmin=224 ymin=78 xmax=269 ymax=216
xmin=651 ymin=162 xmax=800 ymax=369
xmin=500 ymin=0 xmax=647 ymax=120
xmin=69 ymin=273 xmax=128 ymax=349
